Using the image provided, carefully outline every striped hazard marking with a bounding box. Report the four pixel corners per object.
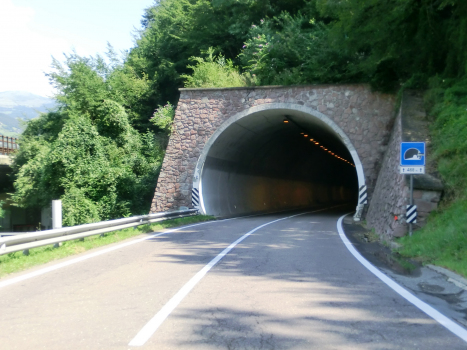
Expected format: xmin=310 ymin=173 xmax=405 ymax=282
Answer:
xmin=359 ymin=185 xmax=368 ymax=205
xmin=191 ymin=188 xmax=200 ymax=208
xmin=406 ymin=205 xmax=417 ymax=223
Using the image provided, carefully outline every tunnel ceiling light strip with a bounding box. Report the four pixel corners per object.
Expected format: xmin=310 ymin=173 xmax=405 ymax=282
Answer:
xmin=285 ymin=115 xmax=355 ymax=167
xmin=298 ymin=130 xmax=355 ymax=167
xmin=285 ymin=118 xmax=355 ymax=167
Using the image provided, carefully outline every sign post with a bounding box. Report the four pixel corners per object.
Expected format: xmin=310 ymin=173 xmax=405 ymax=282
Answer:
xmin=400 ymin=142 xmax=425 ymax=236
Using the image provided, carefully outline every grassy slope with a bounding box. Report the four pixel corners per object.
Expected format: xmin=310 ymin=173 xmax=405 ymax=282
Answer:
xmin=398 ymin=79 xmax=467 ymax=277
xmin=0 ymin=215 xmax=214 ymax=279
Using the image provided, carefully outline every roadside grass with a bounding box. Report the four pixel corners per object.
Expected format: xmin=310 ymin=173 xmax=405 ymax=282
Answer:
xmin=0 ymin=215 xmax=215 ymax=279
xmin=396 ymin=80 xmax=467 ymax=278
xmin=397 ymin=199 xmax=467 ymax=277
xmin=391 ymin=253 xmax=418 ymax=273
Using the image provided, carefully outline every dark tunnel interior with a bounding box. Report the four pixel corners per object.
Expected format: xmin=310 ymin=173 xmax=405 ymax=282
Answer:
xmin=199 ymin=109 xmax=359 ymax=217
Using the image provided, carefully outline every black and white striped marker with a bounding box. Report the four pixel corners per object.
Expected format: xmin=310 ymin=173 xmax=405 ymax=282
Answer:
xmin=191 ymin=188 xmax=200 ymax=208
xmin=359 ymin=185 xmax=368 ymax=205
xmin=406 ymin=205 xmax=417 ymax=224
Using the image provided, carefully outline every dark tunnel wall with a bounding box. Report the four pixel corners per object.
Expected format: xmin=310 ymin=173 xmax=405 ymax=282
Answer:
xmin=199 ymin=110 xmax=359 ymax=217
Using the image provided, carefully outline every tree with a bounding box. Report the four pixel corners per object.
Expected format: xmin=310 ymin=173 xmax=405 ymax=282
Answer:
xmin=127 ymin=0 xmax=311 ymax=107
xmin=12 ymin=52 xmax=163 ymax=226
xmin=316 ymin=0 xmax=467 ymax=90
xmin=239 ymin=10 xmax=353 ymax=86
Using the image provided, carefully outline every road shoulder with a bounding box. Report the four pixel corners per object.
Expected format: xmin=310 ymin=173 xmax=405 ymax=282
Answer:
xmin=342 ymin=215 xmax=467 ymax=329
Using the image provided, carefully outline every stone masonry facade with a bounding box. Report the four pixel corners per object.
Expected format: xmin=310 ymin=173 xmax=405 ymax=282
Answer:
xmin=150 ymin=84 xmax=396 ymax=213
xmin=366 ymin=107 xmax=409 ymax=237
xmin=366 ymin=91 xmax=443 ymax=238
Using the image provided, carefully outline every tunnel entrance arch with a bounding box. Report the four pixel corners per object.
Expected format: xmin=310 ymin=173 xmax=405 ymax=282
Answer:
xmin=150 ymin=84 xmax=396 ymax=220
xmin=193 ymin=103 xmax=366 ymax=219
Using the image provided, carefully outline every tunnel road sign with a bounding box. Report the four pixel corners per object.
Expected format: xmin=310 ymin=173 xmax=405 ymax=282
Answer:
xmin=400 ymin=142 xmax=425 ymax=174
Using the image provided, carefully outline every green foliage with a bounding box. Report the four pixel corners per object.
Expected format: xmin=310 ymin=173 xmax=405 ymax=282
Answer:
xmin=12 ymin=52 xmax=163 ymax=226
xmin=398 ymin=199 xmax=467 ymax=277
xmin=49 ymin=51 xmax=151 ymax=130
xmin=151 ymin=102 xmax=175 ymax=134
xmin=61 ymin=187 xmax=101 ymax=226
xmin=128 ymin=0 xmax=310 ymax=106
xmin=426 ymin=77 xmax=467 ymax=200
xmin=397 ymin=76 xmax=467 ymax=277
xmin=0 ymin=201 xmax=4 ymax=228
xmin=239 ymin=11 xmax=353 ymax=85
xmin=126 ymin=0 xmax=467 ymax=96
xmin=317 ymin=0 xmax=467 ymax=91
xmin=182 ymin=48 xmax=249 ymax=88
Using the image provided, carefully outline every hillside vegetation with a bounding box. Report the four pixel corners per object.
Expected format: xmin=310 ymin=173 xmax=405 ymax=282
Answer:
xmin=10 ymin=0 xmax=467 ymax=273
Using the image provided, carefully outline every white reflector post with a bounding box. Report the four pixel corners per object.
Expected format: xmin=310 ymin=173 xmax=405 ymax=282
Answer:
xmin=52 ymin=200 xmax=62 ymax=229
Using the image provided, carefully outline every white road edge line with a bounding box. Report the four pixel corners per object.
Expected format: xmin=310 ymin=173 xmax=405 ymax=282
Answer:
xmin=0 ymin=220 xmax=225 ymax=290
xmin=337 ymin=214 xmax=467 ymax=343
xmin=128 ymin=207 xmax=331 ymax=347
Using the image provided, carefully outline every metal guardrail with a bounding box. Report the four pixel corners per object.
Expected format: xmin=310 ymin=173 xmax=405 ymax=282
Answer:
xmin=0 ymin=209 xmax=198 ymax=255
xmin=0 ymin=135 xmax=19 ymax=155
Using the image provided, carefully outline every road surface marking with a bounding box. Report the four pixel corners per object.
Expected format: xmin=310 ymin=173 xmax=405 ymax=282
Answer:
xmin=128 ymin=208 xmax=332 ymax=347
xmin=0 ymin=220 xmax=221 ymax=289
xmin=337 ymin=214 xmax=467 ymax=343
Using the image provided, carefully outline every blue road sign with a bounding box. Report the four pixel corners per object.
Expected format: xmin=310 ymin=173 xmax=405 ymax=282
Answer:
xmin=400 ymin=142 xmax=425 ymax=166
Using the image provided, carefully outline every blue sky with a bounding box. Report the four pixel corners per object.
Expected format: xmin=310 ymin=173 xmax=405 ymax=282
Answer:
xmin=0 ymin=0 xmax=155 ymax=97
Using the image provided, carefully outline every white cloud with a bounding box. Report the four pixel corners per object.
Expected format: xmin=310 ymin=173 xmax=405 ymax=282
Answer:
xmin=0 ymin=0 xmax=69 ymax=97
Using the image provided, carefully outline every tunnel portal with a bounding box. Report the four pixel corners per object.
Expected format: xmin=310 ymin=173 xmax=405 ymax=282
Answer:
xmin=197 ymin=109 xmax=358 ymax=217
xmin=150 ymin=84 xmax=396 ymax=220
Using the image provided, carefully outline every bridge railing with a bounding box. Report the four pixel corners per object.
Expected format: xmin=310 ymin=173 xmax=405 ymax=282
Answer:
xmin=0 ymin=135 xmax=19 ymax=156
xmin=0 ymin=209 xmax=198 ymax=255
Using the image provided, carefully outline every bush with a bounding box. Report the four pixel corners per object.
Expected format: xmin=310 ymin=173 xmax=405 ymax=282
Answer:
xmin=12 ymin=53 xmax=163 ymax=226
xmin=182 ymin=48 xmax=249 ymax=88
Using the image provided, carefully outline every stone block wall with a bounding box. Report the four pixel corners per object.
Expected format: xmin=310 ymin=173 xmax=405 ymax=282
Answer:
xmin=412 ymin=189 xmax=442 ymax=230
xmin=366 ymin=109 xmax=409 ymax=237
xmin=151 ymin=84 xmax=395 ymax=213
xmin=366 ymin=91 xmax=443 ymax=238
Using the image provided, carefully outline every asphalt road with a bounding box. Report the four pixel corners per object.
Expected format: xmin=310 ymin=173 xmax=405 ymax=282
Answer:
xmin=1 ymin=207 xmax=466 ymax=349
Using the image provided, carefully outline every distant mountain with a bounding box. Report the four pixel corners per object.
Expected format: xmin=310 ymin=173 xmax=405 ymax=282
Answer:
xmin=0 ymin=91 xmax=56 ymax=137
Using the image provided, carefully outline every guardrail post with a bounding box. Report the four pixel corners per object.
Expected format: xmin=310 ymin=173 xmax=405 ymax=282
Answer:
xmin=52 ymin=200 xmax=62 ymax=229
xmin=52 ymin=200 xmax=62 ymax=247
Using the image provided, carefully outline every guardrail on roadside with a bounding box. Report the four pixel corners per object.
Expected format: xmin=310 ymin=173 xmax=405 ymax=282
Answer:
xmin=0 ymin=209 xmax=198 ymax=256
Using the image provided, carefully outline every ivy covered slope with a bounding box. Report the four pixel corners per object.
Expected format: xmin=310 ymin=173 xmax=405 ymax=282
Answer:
xmin=11 ymin=52 xmax=166 ymax=226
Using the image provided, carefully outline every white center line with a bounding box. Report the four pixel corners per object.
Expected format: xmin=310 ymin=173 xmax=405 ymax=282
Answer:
xmin=128 ymin=207 xmax=331 ymax=347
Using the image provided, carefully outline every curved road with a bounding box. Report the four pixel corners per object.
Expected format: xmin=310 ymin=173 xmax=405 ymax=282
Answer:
xmin=0 ymin=207 xmax=466 ymax=349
